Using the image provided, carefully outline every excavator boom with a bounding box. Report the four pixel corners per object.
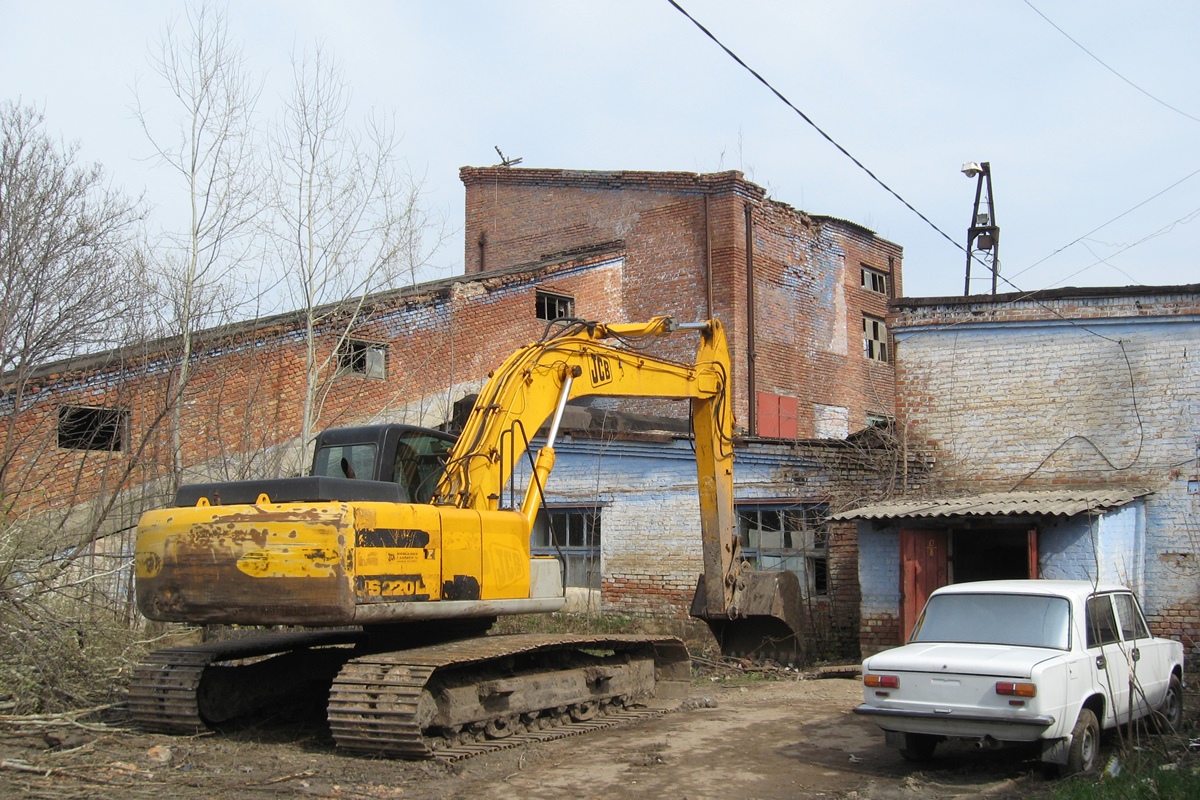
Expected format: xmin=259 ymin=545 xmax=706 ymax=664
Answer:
xmin=432 ymin=316 xmax=804 ymax=656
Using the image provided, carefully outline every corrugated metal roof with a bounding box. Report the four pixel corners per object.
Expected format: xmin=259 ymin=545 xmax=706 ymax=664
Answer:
xmin=831 ymin=488 xmax=1152 ymax=521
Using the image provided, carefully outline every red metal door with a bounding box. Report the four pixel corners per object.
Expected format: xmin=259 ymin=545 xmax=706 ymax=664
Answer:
xmin=900 ymin=529 xmax=948 ymax=641
xmin=1027 ymin=528 xmax=1039 ymax=579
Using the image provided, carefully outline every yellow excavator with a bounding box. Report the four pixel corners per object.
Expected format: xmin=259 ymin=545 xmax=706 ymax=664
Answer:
xmin=130 ymin=317 xmax=804 ymax=757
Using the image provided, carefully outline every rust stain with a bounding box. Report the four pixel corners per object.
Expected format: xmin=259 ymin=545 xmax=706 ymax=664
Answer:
xmin=135 ymin=501 xmax=356 ymax=625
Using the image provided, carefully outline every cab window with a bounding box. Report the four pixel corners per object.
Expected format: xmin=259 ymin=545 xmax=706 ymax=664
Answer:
xmin=313 ymin=443 xmax=378 ymax=481
xmin=394 ymin=431 xmax=453 ymax=504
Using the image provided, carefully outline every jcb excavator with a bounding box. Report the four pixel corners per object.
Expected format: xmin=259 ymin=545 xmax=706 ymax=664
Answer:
xmin=130 ymin=317 xmax=804 ymax=758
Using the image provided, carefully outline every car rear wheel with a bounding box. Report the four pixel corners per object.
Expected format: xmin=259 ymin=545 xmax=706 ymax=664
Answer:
xmin=1065 ymin=708 xmax=1099 ymax=775
xmin=1153 ymin=675 xmax=1183 ymax=733
xmin=899 ymin=733 xmax=939 ymax=762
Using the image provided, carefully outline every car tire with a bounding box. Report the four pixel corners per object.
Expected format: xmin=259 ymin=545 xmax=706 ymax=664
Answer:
xmin=1153 ymin=675 xmax=1184 ymax=734
xmin=899 ymin=733 xmax=939 ymax=762
xmin=1065 ymin=708 xmax=1099 ymax=776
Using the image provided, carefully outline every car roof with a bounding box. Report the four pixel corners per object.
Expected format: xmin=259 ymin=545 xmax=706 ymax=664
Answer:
xmin=929 ymin=579 xmax=1131 ymax=601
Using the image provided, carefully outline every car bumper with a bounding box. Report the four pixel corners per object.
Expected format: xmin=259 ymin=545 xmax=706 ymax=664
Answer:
xmin=854 ymin=704 xmax=1056 ymax=742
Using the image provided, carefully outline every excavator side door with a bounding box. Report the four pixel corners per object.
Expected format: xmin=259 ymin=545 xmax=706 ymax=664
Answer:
xmin=352 ymin=503 xmax=444 ymax=603
xmin=437 ymin=508 xmax=532 ymax=602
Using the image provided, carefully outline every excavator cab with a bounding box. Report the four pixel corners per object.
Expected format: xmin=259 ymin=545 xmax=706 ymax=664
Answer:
xmin=310 ymin=424 xmax=454 ymax=503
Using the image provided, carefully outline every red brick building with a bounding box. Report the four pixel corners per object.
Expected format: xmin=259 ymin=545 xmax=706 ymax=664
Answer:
xmin=4 ymin=168 xmax=907 ymax=657
xmin=462 ymin=168 xmax=901 ymax=436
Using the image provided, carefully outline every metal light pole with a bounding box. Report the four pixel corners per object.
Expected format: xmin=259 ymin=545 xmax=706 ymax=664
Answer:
xmin=962 ymin=161 xmax=1000 ymax=296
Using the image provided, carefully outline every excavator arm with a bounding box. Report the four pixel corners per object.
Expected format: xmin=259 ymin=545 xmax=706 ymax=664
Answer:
xmin=437 ymin=317 xmax=803 ymax=656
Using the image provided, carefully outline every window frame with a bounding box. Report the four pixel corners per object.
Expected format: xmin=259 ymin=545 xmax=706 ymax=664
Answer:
xmin=337 ymin=338 xmax=387 ymax=379
xmin=736 ymin=502 xmax=829 ymax=597
xmin=1111 ymin=591 xmax=1152 ymax=642
xmin=1086 ymin=594 xmax=1122 ymax=648
xmin=863 ymin=315 xmax=889 ymax=363
xmin=531 ymin=504 xmax=602 ymax=589
xmin=535 ymin=291 xmax=575 ymax=321
xmin=860 ymin=264 xmax=889 ymax=295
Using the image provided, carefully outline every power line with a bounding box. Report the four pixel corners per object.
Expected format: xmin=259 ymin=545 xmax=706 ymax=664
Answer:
xmin=664 ymin=2 xmax=1160 ymax=480
xmin=1047 ymin=204 xmax=1200 ymax=288
xmin=669 ymin=0 xmax=1200 ymax=296
xmin=665 ymin=0 xmax=964 ymax=255
xmin=1011 ymin=166 xmax=1200 ymax=281
xmin=1023 ymin=0 xmax=1200 ymax=125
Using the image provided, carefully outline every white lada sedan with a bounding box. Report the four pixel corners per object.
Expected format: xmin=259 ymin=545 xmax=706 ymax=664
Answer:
xmin=855 ymin=580 xmax=1185 ymax=775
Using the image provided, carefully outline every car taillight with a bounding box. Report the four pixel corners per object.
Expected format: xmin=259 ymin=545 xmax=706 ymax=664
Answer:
xmin=864 ymin=674 xmax=899 ymax=689
xmin=995 ymin=681 xmax=1036 ymax=697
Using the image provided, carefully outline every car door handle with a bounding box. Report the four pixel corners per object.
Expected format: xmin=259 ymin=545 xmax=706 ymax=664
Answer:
xmin=1132 ymin=647 xmax=1140 ymax=662
xmin=1096 ymin=654 xmax=1106 ymax=670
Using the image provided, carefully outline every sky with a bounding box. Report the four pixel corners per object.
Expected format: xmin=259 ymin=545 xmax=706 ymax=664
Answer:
xmin=3 ymin=0 xmax=1199 ymax=300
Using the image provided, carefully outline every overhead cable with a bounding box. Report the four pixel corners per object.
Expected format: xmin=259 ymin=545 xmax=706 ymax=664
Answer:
xmin=1023 ymin=0 xmax=1200 ymax=125
xmin=1012 ymin=166 xmax=1200 ymax=281
xmin=665 ymin=0 xmax=964 ymax=254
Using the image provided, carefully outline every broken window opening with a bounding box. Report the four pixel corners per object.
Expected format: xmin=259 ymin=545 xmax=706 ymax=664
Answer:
xmin=863 ymin=316 xmax=889 ymax=362
xmin=58 ymin=405 xmax=128 ymax=452
xmin=861 ymin=265 xmax=888 ymax=295
xmin=338 ymin=339 xmax=387 ymax=379
xmin=536 ymin=291 xmax=574 ymax=321
xmin=737 ymin=502 xmax=829 ymax=597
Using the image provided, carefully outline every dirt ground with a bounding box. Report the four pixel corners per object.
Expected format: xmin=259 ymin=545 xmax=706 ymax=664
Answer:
xmin=0 ymin=671 xmax=1096 ymax=800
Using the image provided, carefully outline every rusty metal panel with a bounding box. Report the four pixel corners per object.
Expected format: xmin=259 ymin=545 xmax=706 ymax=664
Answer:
xmin=135 ymin=501 xmax=356 ymax=625
xmin=900 ymin=528 xmax=947 ymax=641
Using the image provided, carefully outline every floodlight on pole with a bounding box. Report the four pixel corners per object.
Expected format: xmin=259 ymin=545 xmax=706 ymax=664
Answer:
xmin=962 ymin=161 xmax=1000 ymax=296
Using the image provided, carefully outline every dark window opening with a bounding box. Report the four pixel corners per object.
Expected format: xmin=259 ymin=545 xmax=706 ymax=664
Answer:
xmin=58 ymin=406 xmax=127 ymax=452
xmin=536 ymin=291 xmax=574 ymax=321
xmin=532 ymin=506 xmax=600 ymax=588
xmin=338 ymin=339 xmax=386 ymax=379
xmin=950 ymin=528 xmax=1031 ymax=583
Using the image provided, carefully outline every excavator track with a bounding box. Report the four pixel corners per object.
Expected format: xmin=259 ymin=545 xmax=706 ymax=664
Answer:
xmin=128 ymin=630 xmax=364 ymax=733
xmin=328 ymin=633 xmax=691 ymax=759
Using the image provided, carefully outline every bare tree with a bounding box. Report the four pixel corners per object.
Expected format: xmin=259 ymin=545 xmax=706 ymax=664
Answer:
xmin=0 ymin=101 xmax=149 ymax=712
xmin=134 ymin=0 xmax=263 ymax=487
xmin=0 ymin=101 xmax=144 ymax=498
xmin=269 ymin=45 xmax=446 ymax=455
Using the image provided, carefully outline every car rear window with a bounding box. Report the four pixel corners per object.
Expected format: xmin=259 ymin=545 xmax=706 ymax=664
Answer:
xmin=911 ymin=592 xmax=1071 ymax=649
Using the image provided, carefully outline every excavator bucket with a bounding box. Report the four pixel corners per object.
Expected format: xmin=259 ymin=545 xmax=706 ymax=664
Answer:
xmin=690 ymin=569 xmax=807 ymax=665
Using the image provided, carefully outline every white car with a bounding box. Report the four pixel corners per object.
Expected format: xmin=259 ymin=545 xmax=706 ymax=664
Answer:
xmin=856 ymin=580 xmax=1185 ymax=774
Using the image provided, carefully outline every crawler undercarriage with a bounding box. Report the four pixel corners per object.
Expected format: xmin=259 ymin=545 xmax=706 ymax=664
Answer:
xmin=129 ymin=629 xmax=691 ymax=759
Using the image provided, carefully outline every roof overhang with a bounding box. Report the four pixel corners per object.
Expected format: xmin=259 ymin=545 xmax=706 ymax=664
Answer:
xmin=831 ymin=488 xmax=1152 ymax=522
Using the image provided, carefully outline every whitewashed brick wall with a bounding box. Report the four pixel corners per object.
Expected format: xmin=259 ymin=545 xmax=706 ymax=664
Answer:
xmin=893 ymin=294 xmax=1200 ymax=652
